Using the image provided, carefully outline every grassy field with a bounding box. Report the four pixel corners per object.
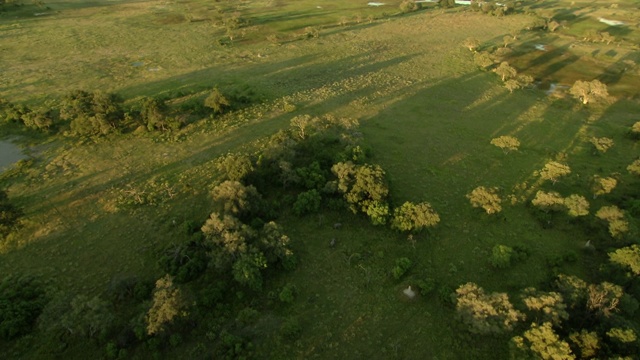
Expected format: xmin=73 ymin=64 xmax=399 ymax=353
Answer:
xmin=1 ymin=0 xmax=639 ymax=358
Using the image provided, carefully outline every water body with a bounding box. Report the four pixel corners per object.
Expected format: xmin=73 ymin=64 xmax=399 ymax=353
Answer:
xmin=0 ymin=140 xmax=26 ymax=171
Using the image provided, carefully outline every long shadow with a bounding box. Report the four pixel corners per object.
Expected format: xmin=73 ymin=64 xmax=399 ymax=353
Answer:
xmin=596 ymin=51 xmax=640 ymax=86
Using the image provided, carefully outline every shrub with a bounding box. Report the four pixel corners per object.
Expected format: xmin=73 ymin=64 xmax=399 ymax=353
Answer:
xmin=490 ymin=244 xmax=514 ymax=269
xmin=391 ymin=258 xmax=413 ymax=280
xmin=0 ymin=275 xmax=48 ymax=340
xmin=416 ymin=278 xmax=437 ymax=296
xmin=293 ymin=185 xmax=325 ymax=214
xmin=279 ymin=284 xmax=297 ymax=304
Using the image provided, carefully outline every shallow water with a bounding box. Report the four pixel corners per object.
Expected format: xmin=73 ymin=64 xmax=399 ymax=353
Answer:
xmin=0 ymin=140 xmax=25 ymax=170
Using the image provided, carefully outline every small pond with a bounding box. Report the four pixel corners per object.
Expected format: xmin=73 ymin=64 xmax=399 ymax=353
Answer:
xmin=0 ymin=140 xmax=26 ymax=171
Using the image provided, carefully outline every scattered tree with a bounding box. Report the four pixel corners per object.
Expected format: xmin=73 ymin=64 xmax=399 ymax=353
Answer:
xmin=463 ymin=37 xmax=480 ymax=52
xmin=455 ymin=282 xmax=524 ymax=334
xmin=627 ymin=159 xmax=640 ymax=176
xmin=491 ymin=136 xmax=520 ymax=153
xmin=146 ymin=275 xmax=187 ymax=336
xmin=586 ymin=282 xmax=623 ymax=317
xmin=504 ymin=79 xmax=520 ymax=93
xmin=292 ymin=189 xmax=322 ymax=216
xmin=215 ymin=152 xmax=254 ymax=182
xmin=399 ymin=0 xmax=420 ymax=13
xmin=390 ymin=201 xmax=440 ymax=233
xmin=609 ymin=245 xmax=640 ymax=276
xmin=60 ymin=90 xmax=125 ymax=136
xmin=520 ymin=288 xmax=569 ymax=326
xmin=202 ymin=212 xmax=254 ymax=257
xmin=331 ymin=161 xmax=390 ymax=224
xmin=568 ymin=330 xmax=600 ymax=359
xmin=495 ymin=62 xmax=517 ymax=81
xmin=473 ymin=51 xmax=494 ymax=69
xmin=467 ymin=186 xmax=502 ymax=214
xmin=564 ymin=194 xmax=589 ymax=217
xmin=569 ymin=80 xmax=609 ymax=105
xmin=511 ymin=322 xmax=574 ymax=360
xmin=590 ymin=137 xmax=614 ymax=154
xmin=211 ymin=180 xmax=262 ymax=217
xmin=591 ymin=176 xmax=617 ymax=198
xmin=539 ymin=161 xmax=571 ymax=185
xmin=600 ymin=32 xmax=615 ymax=45
xmin=232 ymin=249 xmax=267 ymax=291
xmin=61 ymin=295 xmax=114 ymax=339
xmin=204 ymin=87 xmax=231 ymax=114
xmin=531 ymin=191 xmax=564 ymax=212
xmin=290 ymin=114 xmax=314 ymax=140
xmin=595 ymin=205 xmax=629 ymax=238
xmin=547 ymin=20 xmax=561 ymax=32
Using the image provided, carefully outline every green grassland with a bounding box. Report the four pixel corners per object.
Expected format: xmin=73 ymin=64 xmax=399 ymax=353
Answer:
xmin=1 ymin=0 xmax=640 ymax=359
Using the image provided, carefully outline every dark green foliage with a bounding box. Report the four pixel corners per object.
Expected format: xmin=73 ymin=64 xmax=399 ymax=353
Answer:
xmin=280 ymin=317 xmax=302 ymax=340
xmin=60 ymin=90 xmax=125 ymax=136
xmin=0 ymin=99 xmax=54 ymax=131
xmin=296 ymin=161 xmax=326 ymax=190
xmin=215 ymin=153 xmax=254 ymax=182
xmin=490 ymin=244 xmax=514 ymax=269
xmin=232 ymin=249 xmax=267 ymax=291
xmin=278 ymin=284 xmax=297 ymax=304
xmin=292 ymin=189 xmax=321 ymax=216
xmin=0 ymin=189 xmax=22 ymax=239
xmin=0 ymin=275 xmax=48 ymax=340
xmin=415 ymin=278 xmax=437 ymax=296
xmin=0 ymin=99 xmax=29 ymax=124
xmin=391 ymin=257 xmax=412 ymax=280
xmin=62 ymin=295 xmax=115 ymax=340
xmin=236 ymin=307 xmax=259 ymax=326
xmin=140 ymin=97 xmax=181 ymax=132
xmin=159 ymin=241 xmax=209 ymax=283
xmin=217 ymin=330 xmax=254 ymax=359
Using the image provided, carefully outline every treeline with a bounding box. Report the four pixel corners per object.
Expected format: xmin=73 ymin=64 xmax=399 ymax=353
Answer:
xmin=0 ymin=87 xmax=241 ymax=137
xmin=0 ymin=109 xmax=444 ymax=358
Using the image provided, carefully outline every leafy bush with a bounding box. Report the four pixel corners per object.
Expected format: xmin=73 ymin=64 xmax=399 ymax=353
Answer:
xmin=490 ymin=244 xmax=514 ymax=269
xmin=280 ymin=317 xmax=302 ymax=340
xmin=292 ymin=189 xmax=321 ymax=216
xmin=391 ymin=258 xmax=413 ymax=280
xmin=416 ymin=278 xmax=437 ymax=296
xmin=0 ymin=275 xmax=48 ymax=340
xmin=279 ymin=284 xmax=297 ymax=304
